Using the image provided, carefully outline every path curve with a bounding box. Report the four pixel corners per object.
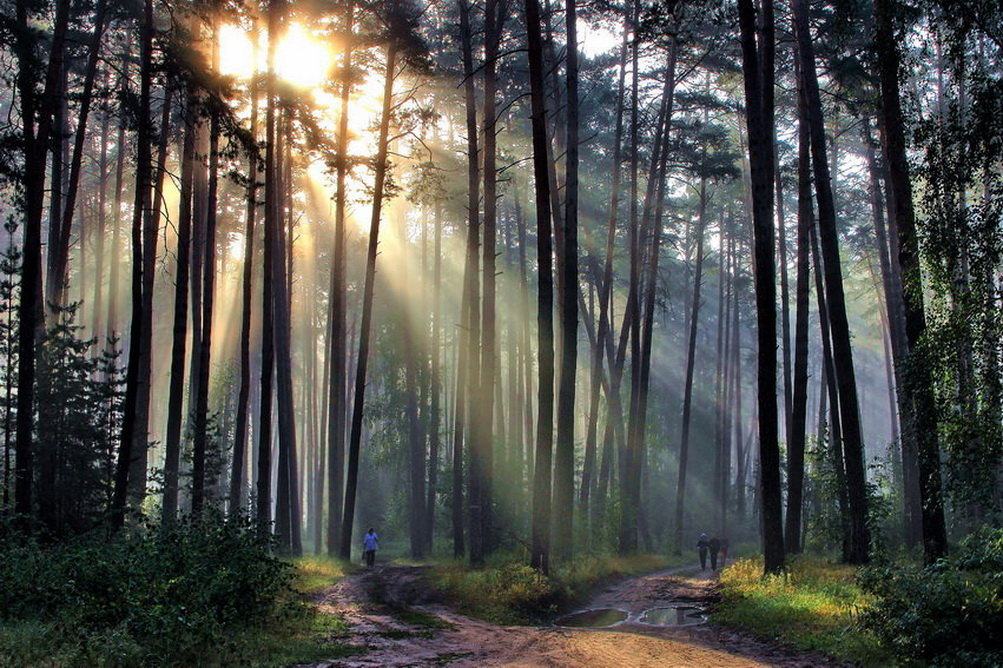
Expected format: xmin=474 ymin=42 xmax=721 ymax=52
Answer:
xmin=307 ymin=564 xmax=842 ymax=667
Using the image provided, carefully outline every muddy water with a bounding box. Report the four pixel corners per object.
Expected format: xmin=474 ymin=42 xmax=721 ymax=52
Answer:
xmin=556 ymin=607 xmax=629 ymax=628
xmin=640 ymin=605 xmax=706 ymax=626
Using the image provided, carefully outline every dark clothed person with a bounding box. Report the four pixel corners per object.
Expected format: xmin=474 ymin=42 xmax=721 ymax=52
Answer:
xmin=719 ymin=537 xmax=730 ymax=568
xmin=697 ymin=534 xmax=710 ymax=570
xmin=709 ymin=537 xmax=721 ymax=570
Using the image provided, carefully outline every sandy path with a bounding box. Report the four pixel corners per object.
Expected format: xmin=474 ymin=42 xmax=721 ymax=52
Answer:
xmin=308 ymin=564 xmax=841 ymax=667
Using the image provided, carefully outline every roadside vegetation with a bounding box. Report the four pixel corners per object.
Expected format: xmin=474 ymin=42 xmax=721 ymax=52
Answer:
xmin=714 ymin=556 xmax=889 ymax=665
xmin=431 ymin=552 xmax=678 ymax=624
xmin=0 ymin=515 xmax=359 ymax=667
xmin=717 ymin=532 xmax=1003 ymax=667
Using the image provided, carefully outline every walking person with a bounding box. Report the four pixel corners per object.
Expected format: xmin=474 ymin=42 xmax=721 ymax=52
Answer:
xmin=697 ymin=533 xmax=710 ymax=570
xmin=363 ymin=527 xmax=379 ymax=568
xmin=719 ymin=536 xmax=730 ymax=568
xmin=709 ymin=535 xmax=721 ymax=570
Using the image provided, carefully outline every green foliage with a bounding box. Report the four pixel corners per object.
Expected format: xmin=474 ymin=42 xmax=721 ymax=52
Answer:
xmin=859 ymin=528 xmax=1003 ymax=666
xmin=715 ymin=556 xmax=888 ymax=666
xmin=34 ymin=303 xmax=125 ymax=536
xmin=0 ymin=515 xmax=338 ymax=665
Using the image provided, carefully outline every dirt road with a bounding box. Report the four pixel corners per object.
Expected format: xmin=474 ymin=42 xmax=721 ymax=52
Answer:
xmin=310 ymin=564 xmax=840 ymax=667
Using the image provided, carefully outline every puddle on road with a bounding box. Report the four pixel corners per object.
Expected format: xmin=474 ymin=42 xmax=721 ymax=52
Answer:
xmin=555 ymin=608 xmax=629 ymax=628
xmin=639 ymin=605 xmax=706 ymax=626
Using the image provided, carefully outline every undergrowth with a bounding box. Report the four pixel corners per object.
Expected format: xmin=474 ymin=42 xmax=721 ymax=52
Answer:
xmin=859 ymin=527 xmax=1003 ymax=667
xmin=431 ymin=552 xmax=674 ymax=625
xmin=714 ymin=555 xmax=889 ymax=666
xmin=0 ymin=515 xmax=359 ymax=666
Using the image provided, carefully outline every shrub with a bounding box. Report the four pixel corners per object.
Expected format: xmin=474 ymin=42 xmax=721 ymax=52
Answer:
xmin=859 ymin=529 xmax=1003 ymax=667
xmin=0 ymin=514 xmax=298 ymax=664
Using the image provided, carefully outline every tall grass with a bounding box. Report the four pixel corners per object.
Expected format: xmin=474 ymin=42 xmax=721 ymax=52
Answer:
xmin=714 ymin=555 xmax=889 ymax=666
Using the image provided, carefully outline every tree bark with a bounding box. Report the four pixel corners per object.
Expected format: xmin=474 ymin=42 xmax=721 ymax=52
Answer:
xmin=162 ymin=94 xmax=197 ymax=523
xmin=526 ymin=0 xmax=555 ymax=573
xmin=792 ymin=0 xmax=869 ymax=563
xmin=873 ymin=0 xmax=947 ymax=562
xmin=737 ymin=0 xmax=784 ymax=573
xmin=675 ymin=176 xmax=708 ymax=552
xmin=784 ymin=89 xmax=812 ymax=554
xmin=339 ymin=44 xmax=397 ymax=560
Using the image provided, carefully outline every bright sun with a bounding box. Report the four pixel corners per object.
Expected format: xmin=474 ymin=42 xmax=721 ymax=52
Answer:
xmin=218 ymin=23 xmax=332 ymax=89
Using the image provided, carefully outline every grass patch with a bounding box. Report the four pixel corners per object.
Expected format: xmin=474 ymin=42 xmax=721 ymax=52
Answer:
xmin=292 ymin=555 xmax=353 ymax=596
xmin=431 ymin=552 xmax=677 ymax=625
xmin=0 ymin=596 xmax=362 ymax=667
xmin=714 ymin=555 xmax=890 ymax=666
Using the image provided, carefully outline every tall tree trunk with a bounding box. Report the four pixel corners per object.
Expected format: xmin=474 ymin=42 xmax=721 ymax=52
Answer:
xmin=90 ymin=73 xmax=110 ymax=341
xmin=162 ymin=94 xmax=198 ymax=523
xmin=792 ymin=0 xmax=869 ymax=564
xmin=112 ymin=0 xmax=154 ymax=526
xmin=230 ymin=34 xmax=260 ymax=515
xmin=191 ymin=85 xmax=221 ymax=517
xmin=105 ymin=56 xmax=129 ymax=343
xmin=873 ymin=0 xmax=947 ymax=562
xmin=49 ymin=0 xmax=110 ymax=308
xmin=863 ymin=117 xmax=922 ymax=546
xmin=339 ymin=44 xmax=397 ymax=559
xmin=273 ymin=113 xmax=301 ymax=555
xmin=784 ymin=90 xmax=812 ymax=554
xmin=737 ymin=0 xmax=784 ymax=573
xmin=325 ymin=2 xmax=353 ymax=554
xmin=583 ymin=22 xmax=629 ymax=520
xmin=12 ymin=0 xmax=71 ymax=524
xmin=552 ymin=0 xmax=578 ymax=563
xmin=426 ymin=198 xmax=443 ymax=548
xmin=470 ymin=0 xmax=506 ymax=565
xmin=675 ymin=176 xmax=708 ymax=552
xmin=526 ymin=0 xmax=555 ymax=573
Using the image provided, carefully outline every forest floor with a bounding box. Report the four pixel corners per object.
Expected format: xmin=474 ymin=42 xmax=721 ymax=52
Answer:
xmin=305 ymin=562 xmax=844 ymax=667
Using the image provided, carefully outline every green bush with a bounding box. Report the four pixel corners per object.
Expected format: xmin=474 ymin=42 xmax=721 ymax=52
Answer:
xmin=859 ymin=529 xmax=1003 ymax=667
xmin=0 ymin=515 xmax=298 ymax=664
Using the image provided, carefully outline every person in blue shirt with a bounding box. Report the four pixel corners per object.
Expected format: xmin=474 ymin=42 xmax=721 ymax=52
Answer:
xmin=363 ymin=528 xmax=379 ymax=568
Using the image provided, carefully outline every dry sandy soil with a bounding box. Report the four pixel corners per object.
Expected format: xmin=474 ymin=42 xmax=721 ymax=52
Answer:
xmin=308 ymin=564 xmax=842 ymax=667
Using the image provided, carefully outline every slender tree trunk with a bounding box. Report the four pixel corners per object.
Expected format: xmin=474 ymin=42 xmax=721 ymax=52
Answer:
xmin=49 ymin=0 xmax=109 ymax=309
xmin=675 ymin=176 xmax=709 ymax=552
xmin=526 ymin=0 xmax=555 ymax=573
xmin=864 ymin=118 xmax=922 ymax=546
xmin=737 ymin=0 xmax=784 ymax=573
xmin=339 ymin=44 xmax=397 ymax=559
xmin=230 ymin=28 xmax=260 ymax=516
xmin=551 ymin=0 xmax=579 ymax=563
xmin=784 ymin=90 xmax=812 ymax=554
xmin=470 ymin=0 xmax=506 ymax=564
xmin=192 ymin=80 xmax=221 ymax=517
xmin=91 ymin=73 xmax=110 ymax=341
xmin=162 ymin=95 xmax=197 ymax=523
xmin=873 ymin=0 xmax=947 ymax=562
xmin=325 ymin=2 xmax=353 ymax=555
xmin=426 ymin=198 xmax=443 ymax=547
xmin=793 ymin=0 xmax=868 ymax=563
xmin=112 ymin=0 xmax=154 ymax=526
xmin=273 ymin=113 xmax=301 ymax=555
